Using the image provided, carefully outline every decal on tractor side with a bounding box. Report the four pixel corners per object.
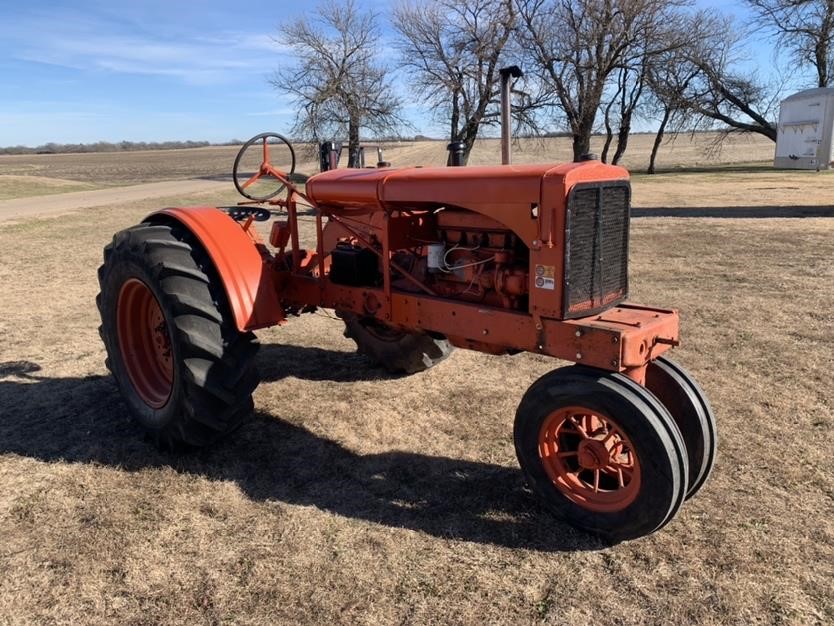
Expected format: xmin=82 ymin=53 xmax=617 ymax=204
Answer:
xmin=534 ymin=264 xmax=556 ymax=290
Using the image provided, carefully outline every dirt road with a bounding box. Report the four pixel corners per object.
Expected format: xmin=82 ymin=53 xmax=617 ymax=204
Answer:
xmin=0 ymin=178 xmax=230 ymax=222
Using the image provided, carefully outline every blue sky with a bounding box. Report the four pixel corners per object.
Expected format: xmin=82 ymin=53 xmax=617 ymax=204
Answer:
xmin=0 ymin=0 xmax=800 ymax=146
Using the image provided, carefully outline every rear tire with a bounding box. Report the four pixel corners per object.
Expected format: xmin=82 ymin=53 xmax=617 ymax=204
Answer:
xmin=514 ymin=366 xmax=688 ymax=541
xmin=97 ymin=222 xmax=260 ymax=448
xmin=340 ymin=313 xmax=453 ymax=374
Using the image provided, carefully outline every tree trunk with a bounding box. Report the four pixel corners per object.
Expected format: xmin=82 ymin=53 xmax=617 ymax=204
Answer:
xmin=816 ymin=41 xmax=829 ymax=87
xmin=611 ymin=113 xmax=632 ymax=165
xmin=571 ymin=106 xmax=597 ymax=161
xmin=460 ymin=124 xmax=479 ymax=166
xmin=572 ymin=130 xmax=592 ymax=162
xmin=450 ymin=93 xmax=460 ymax=141
xmin=347 ymin=119 xmax=361 ymax=168
xmin=447 ymin=94 xmax=461 ymax=166
xmin=648 ymin=107 xmax=671 ymax=175
xmin=601 ymin=99 xmax=615 ymax=163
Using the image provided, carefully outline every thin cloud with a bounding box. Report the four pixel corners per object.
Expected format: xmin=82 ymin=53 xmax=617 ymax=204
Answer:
xmin=3 ymin=12 xmax=285 ymax=86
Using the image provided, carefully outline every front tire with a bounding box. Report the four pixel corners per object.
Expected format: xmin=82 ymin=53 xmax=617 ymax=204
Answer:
xmin=514 ymin=366 xmax=688 ymax=541
xmin=97 ymin=222 xmax=260 ymax=447
xmin=645 ymin=356 xmax=717 ymax=499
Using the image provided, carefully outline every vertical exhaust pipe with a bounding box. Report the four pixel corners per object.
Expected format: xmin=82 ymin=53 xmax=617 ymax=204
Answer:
xmin=499 ymin=65 xmax=523 ymax=165
xmin=447 ymin=141 xmax=465 ymax=166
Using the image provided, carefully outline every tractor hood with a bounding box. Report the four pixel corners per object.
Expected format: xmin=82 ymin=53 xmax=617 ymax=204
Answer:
xmin=305 ymin=161 xmax=630 ymax=213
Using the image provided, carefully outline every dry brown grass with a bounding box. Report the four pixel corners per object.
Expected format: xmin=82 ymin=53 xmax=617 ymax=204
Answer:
xmin=0 ymin=175 xmax=97 ymax=200
xmin=0 ymin=136 xmax=833 ymax=624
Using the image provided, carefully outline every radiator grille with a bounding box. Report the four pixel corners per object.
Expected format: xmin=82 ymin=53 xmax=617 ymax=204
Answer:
xmin=563 ymin=182 xmax=630 ymax=318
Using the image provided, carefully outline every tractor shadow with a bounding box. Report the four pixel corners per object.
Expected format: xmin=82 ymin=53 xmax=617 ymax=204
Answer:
xmin=632 ymin=205 xmax=834 ymax=218
xmin=257 ymin=343 xmax=398 ymax=383
xmin=0 ymin=358 xmax=603 ymax=553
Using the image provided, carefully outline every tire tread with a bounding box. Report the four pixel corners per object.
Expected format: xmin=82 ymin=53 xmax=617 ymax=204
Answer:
xmin=96 ymin=220 xmax=260 ymax=447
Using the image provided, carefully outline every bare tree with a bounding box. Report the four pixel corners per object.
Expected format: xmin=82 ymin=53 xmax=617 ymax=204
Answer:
xmin=516 ymin=0 xmax=689 ymax=161
xmin=644 ymin=12 xmax=724 ymax=173
xmin=273 ymin=0 xmax=404 ymax=166
xmin=641 ymin=10 xmax=780 ymax=176
xmin=645 ymin=49 xmax=702 ymax=173
xmin=600 ymin=62 xmax=648 ymax=165
xmin=393 ymin=0 xmax=539 ymax=164
xmin=746 ymin=0 xmax=834 ymax=87
xmin=600 ymin=10 xmax=695 ymax=165
xmin=679 ymin=15 xmax=780 ymax=142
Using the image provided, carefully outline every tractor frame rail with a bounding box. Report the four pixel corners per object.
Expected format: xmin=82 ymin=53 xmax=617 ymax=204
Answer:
xmin=282 ymin=273 xmax=678 ymax=380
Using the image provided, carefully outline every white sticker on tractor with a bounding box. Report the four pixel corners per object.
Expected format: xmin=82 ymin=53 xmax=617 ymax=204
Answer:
xmin=534 ymin=264 xmax=556 ymax=290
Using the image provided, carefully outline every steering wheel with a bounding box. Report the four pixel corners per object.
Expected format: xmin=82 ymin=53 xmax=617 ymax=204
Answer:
xmin=232 ymin=132 xmax=297 ymax=201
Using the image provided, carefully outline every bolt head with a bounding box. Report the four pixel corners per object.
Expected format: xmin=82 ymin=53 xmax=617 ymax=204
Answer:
xmin=576 ymin=352 xmax=582 ymax=360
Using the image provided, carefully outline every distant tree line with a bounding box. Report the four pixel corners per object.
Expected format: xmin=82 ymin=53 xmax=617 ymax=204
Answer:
xmin=0 ymin=140 xmax=237 ymax=156
xmin=274 ymin=0 xmax=834 ymax=171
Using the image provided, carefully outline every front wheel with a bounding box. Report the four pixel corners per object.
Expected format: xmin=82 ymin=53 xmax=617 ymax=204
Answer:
xmin=514 ymin=366 xmax=688 ymax=541
xmin=97 ymin=221 xmax=260 ymax=448
xmin=645 ymin=356 xmax=717 ymax=499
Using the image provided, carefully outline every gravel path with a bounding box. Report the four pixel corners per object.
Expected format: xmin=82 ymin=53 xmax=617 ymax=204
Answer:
xmin=0 ymin=179 xmax=230 ymax=222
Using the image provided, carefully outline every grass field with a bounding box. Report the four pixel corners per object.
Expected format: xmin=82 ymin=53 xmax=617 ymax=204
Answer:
xmin=0 ymin=175 xmax=97 ymax=200
xmin=0 ymin=134 xmax=832 ymax=624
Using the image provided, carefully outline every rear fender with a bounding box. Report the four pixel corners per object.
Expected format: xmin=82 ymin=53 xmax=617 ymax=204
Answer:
xmin=146 ymin=206 xmax=283 ymax=331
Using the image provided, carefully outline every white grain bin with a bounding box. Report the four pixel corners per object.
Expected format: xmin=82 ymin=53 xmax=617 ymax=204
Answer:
xmin=774 ymin=87 xmax=834 ymax=169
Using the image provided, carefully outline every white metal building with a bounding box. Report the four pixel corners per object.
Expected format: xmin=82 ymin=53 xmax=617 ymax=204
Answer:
xmin=774 ymin=87 xmax=834 ymax=169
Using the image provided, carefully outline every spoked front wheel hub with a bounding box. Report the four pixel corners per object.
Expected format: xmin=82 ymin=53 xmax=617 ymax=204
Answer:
xmin=116 ymin=278 xmax=174 ymax=409
xmin=538 ymin=407 xmax=642 ymax=512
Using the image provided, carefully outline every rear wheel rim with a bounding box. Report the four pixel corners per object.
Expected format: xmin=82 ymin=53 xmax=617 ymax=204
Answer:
xmin=538 ymin=406 xmax=641 ymax=513
xmin=116 ymin=278 xmax=174 ymax=409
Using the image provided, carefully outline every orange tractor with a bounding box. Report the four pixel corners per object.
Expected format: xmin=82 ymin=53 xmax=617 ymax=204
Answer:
xmin=97 ymin=132 xmax=716 ymax=541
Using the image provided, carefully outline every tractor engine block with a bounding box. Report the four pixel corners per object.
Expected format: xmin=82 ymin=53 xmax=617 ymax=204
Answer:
xmin=391 ymin=210 xmax=529 ymax=311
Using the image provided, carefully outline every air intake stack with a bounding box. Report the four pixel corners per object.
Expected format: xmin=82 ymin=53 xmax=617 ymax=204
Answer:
xmin=499 ymin=65 xmax=523 ymax=165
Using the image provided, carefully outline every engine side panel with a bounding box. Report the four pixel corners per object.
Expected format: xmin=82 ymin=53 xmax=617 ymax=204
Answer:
xmin=312 ymin=161 xmax=630 ymax=322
